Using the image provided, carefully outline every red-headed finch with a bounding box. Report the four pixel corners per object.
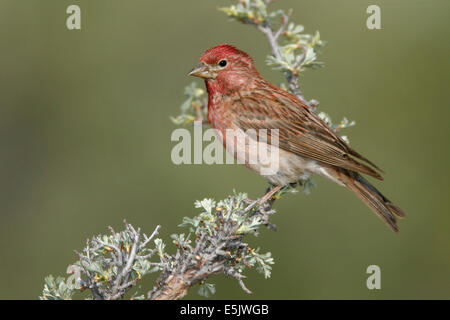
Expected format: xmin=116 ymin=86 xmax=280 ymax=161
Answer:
xmin=189 ymin=44 xmax=405 ymax=233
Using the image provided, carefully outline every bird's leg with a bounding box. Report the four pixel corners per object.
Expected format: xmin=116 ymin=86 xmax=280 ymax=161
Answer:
xmin=258 ymin=185 xmax=282 ymax=205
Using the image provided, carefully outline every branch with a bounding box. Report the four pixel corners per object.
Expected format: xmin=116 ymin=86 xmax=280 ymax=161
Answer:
xmin=256 ymin=13 xmax=310 ymax=106
xmin=147 ymin=192 xmax=279 ymax=300
xmin=41 ymin=222 xmax=161 ymax=300
xmin=41 ymin=192 xmax=279 ymax=300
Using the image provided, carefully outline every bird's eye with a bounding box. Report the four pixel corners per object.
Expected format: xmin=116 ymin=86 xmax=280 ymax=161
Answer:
xmin=218 ymin=60 xmax=227 ymax=67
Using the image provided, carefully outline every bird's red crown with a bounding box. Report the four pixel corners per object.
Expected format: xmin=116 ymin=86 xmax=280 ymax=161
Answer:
xmin=200 ymin=44 xmax=253 ymax=65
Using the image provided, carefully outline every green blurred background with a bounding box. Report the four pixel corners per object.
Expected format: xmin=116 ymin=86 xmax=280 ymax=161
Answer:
xmin=0 ymin=0 xmax=449 ymax=299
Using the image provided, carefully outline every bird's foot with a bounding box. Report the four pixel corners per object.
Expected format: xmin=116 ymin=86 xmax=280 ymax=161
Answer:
xmin=258 ymin=185 xmax=282 ymax=206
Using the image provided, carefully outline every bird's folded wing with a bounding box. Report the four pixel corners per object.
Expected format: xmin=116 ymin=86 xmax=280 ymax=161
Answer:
xmin=231 ymin=86 xmax=383 ymax=180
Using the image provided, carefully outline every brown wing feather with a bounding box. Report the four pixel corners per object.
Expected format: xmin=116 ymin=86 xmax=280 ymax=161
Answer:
xmin=231 ymin=82 xmax=384 ymax=180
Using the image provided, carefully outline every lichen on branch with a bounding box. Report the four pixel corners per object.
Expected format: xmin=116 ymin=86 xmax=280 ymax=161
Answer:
xmin=41 ymin=193 xmax=277 ymax=300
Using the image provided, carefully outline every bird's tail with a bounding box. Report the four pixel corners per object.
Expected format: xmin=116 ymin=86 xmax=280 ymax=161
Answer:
xmin=326 ymin=168 xmax=405 ymax=233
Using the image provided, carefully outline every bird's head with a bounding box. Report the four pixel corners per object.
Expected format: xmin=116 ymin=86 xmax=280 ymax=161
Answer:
xmin=189 ymin=44 xmax=258 ymax=91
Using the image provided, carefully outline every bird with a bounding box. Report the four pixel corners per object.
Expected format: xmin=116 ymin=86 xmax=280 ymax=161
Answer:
xmin=188 ymin=44 xmax=405 ymax=233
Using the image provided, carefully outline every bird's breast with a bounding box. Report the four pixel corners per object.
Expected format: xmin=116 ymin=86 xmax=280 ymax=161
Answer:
xmin=207 ymin=93 xmax=234 ymax=130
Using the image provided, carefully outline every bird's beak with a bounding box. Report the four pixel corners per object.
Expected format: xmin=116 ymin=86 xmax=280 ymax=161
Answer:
xmin=188 ymin=62 xmax=214 ymax=79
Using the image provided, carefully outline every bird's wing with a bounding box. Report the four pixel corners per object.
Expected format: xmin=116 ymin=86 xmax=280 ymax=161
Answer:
xmin=230 ymin=83 xmax=383 ymax=180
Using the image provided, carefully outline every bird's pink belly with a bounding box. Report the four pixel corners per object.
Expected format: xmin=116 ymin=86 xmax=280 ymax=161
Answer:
xmin=213 ymin=126 xmax=314 ymax=185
